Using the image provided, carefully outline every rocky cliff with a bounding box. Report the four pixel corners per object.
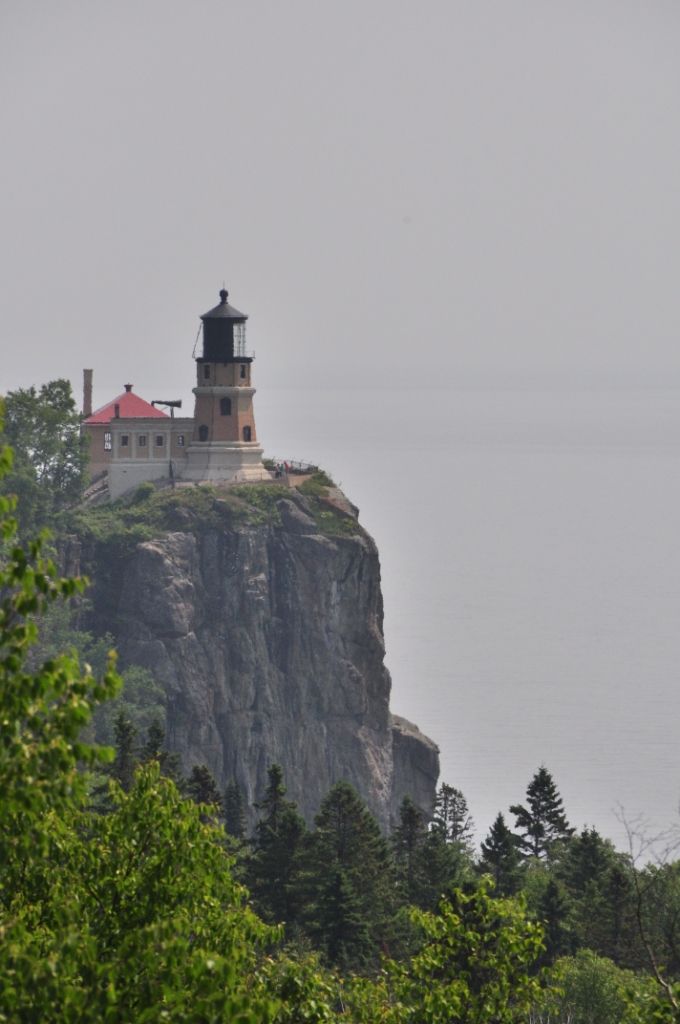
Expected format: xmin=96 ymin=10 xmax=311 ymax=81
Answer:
xmin=74 ymin=480 xmax=439 ymax=827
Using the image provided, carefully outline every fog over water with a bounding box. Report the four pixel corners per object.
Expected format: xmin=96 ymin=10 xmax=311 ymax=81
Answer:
xmin=257 ymin=382 xmax=680 ymax=849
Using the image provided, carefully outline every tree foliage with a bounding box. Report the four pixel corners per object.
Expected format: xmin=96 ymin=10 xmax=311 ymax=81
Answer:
xmin=479 ymin=812 xmax=522 ymax=895
xmin=248 ymin=764 xmax=307 ymax=928
xmin=432 ymin=782 xmax=475 ymax=848
xmin=510 ymin=765 xmax=574 ymax=860
xmin=0 ymin=481 xmax=119 ymax=897
xmin=304 ymin=781 xmax=394 ymax=968
xmin=380 ymin=882 xmax=544 ymax=1023
xmin=0 ymin=379 xmax=87 ymax=538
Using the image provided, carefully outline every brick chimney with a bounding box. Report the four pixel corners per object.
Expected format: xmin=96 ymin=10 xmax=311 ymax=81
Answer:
xmin=83 ymin=369 xmax=93 ymax=418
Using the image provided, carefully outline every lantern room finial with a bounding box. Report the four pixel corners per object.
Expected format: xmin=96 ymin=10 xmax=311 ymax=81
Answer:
xmin=219 ymin=288 xmax=228 ymax=303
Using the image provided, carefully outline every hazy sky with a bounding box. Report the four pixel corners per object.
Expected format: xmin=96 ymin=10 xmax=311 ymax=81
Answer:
xmin=3 ymin=1 xmax=680 ymax=405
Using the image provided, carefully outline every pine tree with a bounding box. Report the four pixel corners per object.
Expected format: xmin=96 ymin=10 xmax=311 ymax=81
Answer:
xmin=539 ymin=878 xmax=572 ymax=964
xmin=140 ymin=719 xmax=181 ymax=782
xmin=111 ymin=713 xmax=138 ymax=792
xmin=479 ymin=813 xmax=522 ymax=895
xmin=305 ymin=781 xmax=394 ymax=966
xmin=223 ymin=780 xmax=246 ymax=840
xmin=392 ymin=796 xmax=472 ymax=910
xmin=510 ymin=766 xmax=574 ymax=860
xmin=186 ymin=765 xmax=222 ymax=809
xmin=315 ymin=868 xmax=373 ymax=970
xmin=392 ymin=796 xmax=428 ymax=904
xmin=433 ymin=783 xmax=475 ymax=848
xmin=248 ymin=764 xmax=306 ymax=927
xmin=558 ymin=828 xmax=633 ymax=962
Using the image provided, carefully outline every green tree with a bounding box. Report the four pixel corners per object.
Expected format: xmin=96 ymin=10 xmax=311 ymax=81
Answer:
xmin=539 ymin=877 xmax=572 ymax=964
xmin=392 ymin=797 xmax=473 ymax=912
xmin=479 ymin=812 xmax=522 ymax=895
xmin=304 ymin=781 xmax=394 ymax=967
xmin=140 ymin=718 xmax=182 ymax=781
xmin=392 ymin=796 xmax=429 ymax=904
xmin=636 ymin=862 xmax=680 ymax=979
xmin=379 ymin=882 xmax=544 ymax=1023
xmin=111 ymin=711 xmax=138 ymax=792
xmin=314 ymin=868 xmax=373 ymax=970
xmin=558 ymin=827 xmax=634 ymax=963
xmin=0 ymin=491 xmax=119 ymax=898
xmin=533 ymin=949 xmax=658 ymax=1024
xmin=0 ymin=379 xmax=87 ymax=538
xmin=262 ymin=954 xmax=340 ymax=1024
xmin=248 ymin=764 xmax=307 ymax=928
xmin=186 ymin=764 xmax=223 ymax=810
xmin=510 ymin=765 xmax=574 ymax=860
xmin=224 ymin=779 xmax=247 ymax=840
xmin=432 ymin=782 xmax=475 ymax=848
xmin=0 ymin=763 xmax=280 ymax=1023
xmin=94 ymin=662 xmax=166 ymax=745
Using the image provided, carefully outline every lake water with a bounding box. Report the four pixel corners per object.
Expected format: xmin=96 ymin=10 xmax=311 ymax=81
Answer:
xmin=256 ymin=383 xmax=680 ymax=852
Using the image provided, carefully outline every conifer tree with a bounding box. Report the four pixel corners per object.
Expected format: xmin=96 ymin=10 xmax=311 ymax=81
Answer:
xmin=392 ymin=796 xmax=429 ymax=904
xmin=248 ymin=764 xmax=306 ymax=927
xmin=510 ymin=766 xmax=574 ymax=860
xmin=479 ymin=813 xmax=522 ymax=895
xmin=392 ymin=796 xmax=473 ymax=910
xmin=111 ymin=712 xmax=138 ymax=792
xmin=539 ymin=878 xmax=572 ymax=964
xmin=433 ymin=783 xmax=475 ymax=848
xmin=186 ymin=765 xmax=222 ymax=809
xmin=558 ymin=828 xmax=633 ymax=962
xmin=305 ymin=781 xmax=394 ymax=966
xmin=314 ymin=868 xmax=373 ymax=970
xmin=223 ymin=780 xmax=246 ymax=840
xmin=140 ymin=719 xmax=181 ymax=782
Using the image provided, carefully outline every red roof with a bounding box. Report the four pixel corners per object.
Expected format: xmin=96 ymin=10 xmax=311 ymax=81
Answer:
xmin=84 ymin=389 xmax=168 ymax=425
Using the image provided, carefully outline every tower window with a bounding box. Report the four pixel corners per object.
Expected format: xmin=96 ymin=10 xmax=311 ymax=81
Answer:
xmin=176 ymin=434 xmax=185 ymax=447
xmin=240 ymin=364 xmax=247 ymax=380
xmin=138 ymin=435 xmax=147 ymax=447
xmin=120 ymin=434 xmax=129 ymax=447
xmin=203 ymin=364 xmax=211 ymax=379
xmin=234 ymin=323 xmax=246 ymax=356
xmin=243 ymin=426 xmax=252 ymax=442
xmin=198 ymin=425 xmax=209 ymax=442
xmin=155 ymin=435 xmax=165 ymax=447
xmin=104 ymin=432 xmax=112 ymax=451
xmin=220 ymin=397 xmax=232 ymax=416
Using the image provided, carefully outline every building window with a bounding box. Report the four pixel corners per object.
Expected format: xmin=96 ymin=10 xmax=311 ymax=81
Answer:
xmin=243 ymin=425 xmax=252 ymax=442
xmin=138 ymin=435 xmax=147 ymax=447
xmin=120 ymin=434 xmax=129 ymax=448
xmin=198 ymin=425 xmax=209 ymax=442
xmin=220 ymin=397 xmax=232 ymax=416
xmin=155 ymin=434 xmax=165 ymax=447
xmin=234 ymin=323 xmax=246 ymax=356
xmin=176 ymin=434 xmax=185 ymax=447
xmin=203 ymin=364 xmax=211 ymax=379
xmin=104 ymin=432 xmax=112 ymax=451
xmin=240 ymin=364 xmax=247 ymax=380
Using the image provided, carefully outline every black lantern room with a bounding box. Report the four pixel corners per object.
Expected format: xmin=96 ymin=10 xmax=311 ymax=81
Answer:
xmin=199 ymin=289 xmax=251 ymax=364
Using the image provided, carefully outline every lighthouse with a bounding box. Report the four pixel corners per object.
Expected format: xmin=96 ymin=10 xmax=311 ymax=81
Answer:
xmin=184 ymin=288 xmax=269 ymax=483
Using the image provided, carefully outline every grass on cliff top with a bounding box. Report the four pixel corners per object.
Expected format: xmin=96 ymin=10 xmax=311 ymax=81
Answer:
xmin=66 ymin=472 xmax=358 ymax=555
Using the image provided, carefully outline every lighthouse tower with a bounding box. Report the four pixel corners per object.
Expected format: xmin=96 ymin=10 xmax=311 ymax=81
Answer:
xmin=184 ymin=288 xmax=269 ymax=483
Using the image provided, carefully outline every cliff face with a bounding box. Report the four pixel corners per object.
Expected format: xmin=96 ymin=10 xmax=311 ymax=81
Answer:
xmin=79 ymin=485 xmax=439 ymax=827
